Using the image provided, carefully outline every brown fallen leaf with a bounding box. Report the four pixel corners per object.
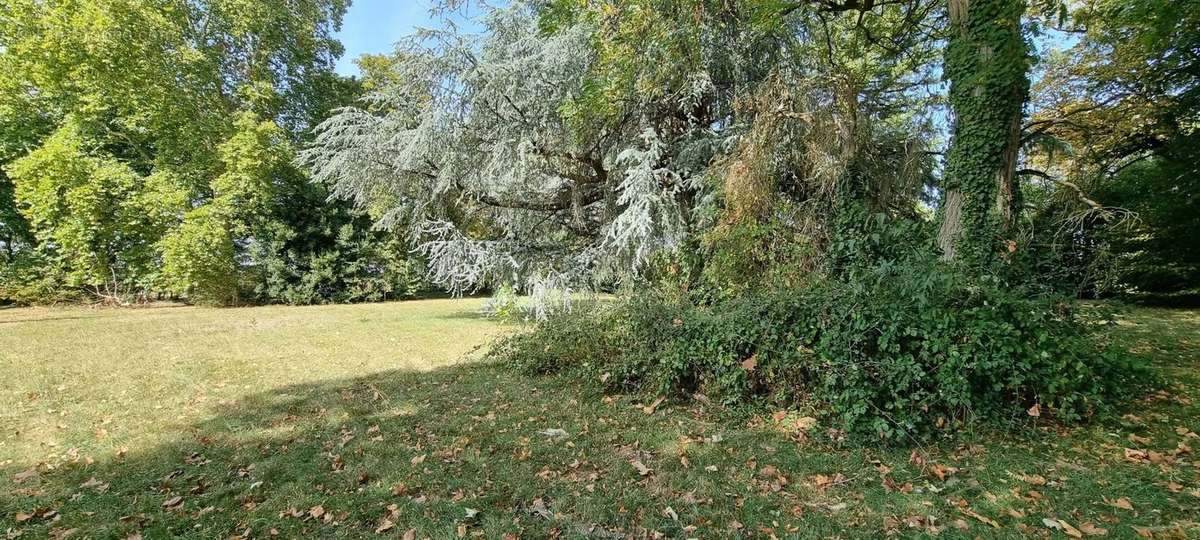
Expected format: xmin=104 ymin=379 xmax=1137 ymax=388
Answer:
xmin=402 ymin=529 xmax=416 ymax=540
xmin=960 ymin=508 xmax=1000 ymax=528
xmin=15 ymin=512 xmax=33 ymax=523
xmin=161 ymin=496 xmax=183 ymax=509
xmin=48 ymin=528 xmax=78 ymax=539
xmin=375 ymin=518 xmax=395 ymax=534
xmin=631 ymin=460 xmax=653 ymax=476
xmin=1021 ymin=474 xmax=1048 ymax=486
xmin=1124 ymin=448 xmax=1149 ymax=463
xmin=410 ymin=454 xmax=426 ymax=465
xmin=1132 ymin=526 xmax=1153 ymax=537
xmin=1079 ymin=522 xmax=1109 ymax=536
xmin=1104 ymin=496 xmax=1134 ymax=511
xmin=308 ymin=505 xmax=325 ymax=519
xmin=1128 ymin=433 xmax=1153 ymax=445
xmin=930 ymin=463 xmax=958 ymax=481
xmin=740 ymin=356 xmax=757 ymax=371
xmin=642 ymin=397 xmax=665 ymax=415
xmin=1028 ymin=403 xmax=1041 ymax=417
xmin=1058 ymin=519 xmax=1084 ymax=538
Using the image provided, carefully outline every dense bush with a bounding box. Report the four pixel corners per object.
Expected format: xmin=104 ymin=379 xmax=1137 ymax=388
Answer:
xmin=494 ymin=254 xmax=1151 ymax=440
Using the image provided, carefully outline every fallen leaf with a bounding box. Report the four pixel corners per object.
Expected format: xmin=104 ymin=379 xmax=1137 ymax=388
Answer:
xmin=161 ymin=496 xmax=183 ymax=509
xmin=795 ymin=417 xmax=818 ymax=430
xmin=930 ymin=463 xmax=958 ymax=480
xmin=1079 ymin=522 xmax=1108 ymax=536
xmin=960 ymin=508 xmax=999 ymax=528
xmin=1132 ymin=526 xmax=1153 ymax=538
xmin=1105 ymin=497 xmax=1134 ymax=511
xmin=631 ymin=460 xmax=653 ymax=476
xmin=48 ymin=528 xmax=78 ymax=539
xmin=1028 ymin=403 xmax=1041 ymax=417
xmin=1128 ymin=433 xmax=1152 ymax=445
xmin=1021 ymin=474 xmax=1048 ymax=486
xmin=308 ymin=505 xmax=325 ymax=519
xmin=375 ymin=519 xmax=395 ymax=534
xmin=1124 ymin=448 xmax=1149 ymax=463
xmin=402 ymin=529 xmax=416 ymax=540
xmin=642 ymin=397 xmax=665 ymax=415
xmin=740 ymin=356 xmax=758 ymax=371
xmin=1057 ymin=519 xmax=1084 ymax=538
xmin=537 ymin=428 xmax=569 ymax=439
xmin=410 ymin=454 xmax=426 ymax=465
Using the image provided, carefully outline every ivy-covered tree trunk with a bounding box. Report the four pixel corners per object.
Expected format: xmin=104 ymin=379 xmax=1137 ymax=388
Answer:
xmin=937 ymin=0 xmax=1030 ymax=263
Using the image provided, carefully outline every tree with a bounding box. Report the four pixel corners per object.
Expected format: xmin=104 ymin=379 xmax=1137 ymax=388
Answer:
xmin=6 ymin=121 xmax=178 ymax=298
xmin=0 ymin=0 xmax=420 ymax=305
xmin=936 ymin=0 xmax=1031 ymax=264
xmin=304 ymin=0 xmax=941 ymax=306
xmin=1020 ymin=0 xmax=1200 ymax=295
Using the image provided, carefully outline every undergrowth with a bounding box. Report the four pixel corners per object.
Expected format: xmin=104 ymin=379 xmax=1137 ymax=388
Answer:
xmin=492 ymin=255 xmax=1154 ymax=441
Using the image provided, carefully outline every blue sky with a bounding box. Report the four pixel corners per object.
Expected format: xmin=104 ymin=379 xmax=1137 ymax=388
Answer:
xmin=334 ymin=1 xmax=489 ymax=76
xmin=334 ymin=0 xmax=436 ymax=76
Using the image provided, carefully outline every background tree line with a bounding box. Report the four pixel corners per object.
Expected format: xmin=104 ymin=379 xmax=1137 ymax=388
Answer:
xmin=1 ymin=0 xmax=1196 ymax=310
xmin=0 ymin=0 xmax=426 ymax=305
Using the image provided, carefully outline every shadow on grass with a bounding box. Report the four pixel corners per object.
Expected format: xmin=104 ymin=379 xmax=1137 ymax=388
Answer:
xmin=2 ymin=363 xmax=693 ymax=539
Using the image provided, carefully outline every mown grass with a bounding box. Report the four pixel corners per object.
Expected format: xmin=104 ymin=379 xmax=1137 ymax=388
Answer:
xmin=1 ymin=301 xmax=1198 ymax=538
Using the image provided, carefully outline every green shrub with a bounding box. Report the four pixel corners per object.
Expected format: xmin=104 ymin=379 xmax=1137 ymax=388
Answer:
xmin=493 ymin=255 xmax=1152 ymax=440
xmin=0 ymin=250 xmax=81 ymax=305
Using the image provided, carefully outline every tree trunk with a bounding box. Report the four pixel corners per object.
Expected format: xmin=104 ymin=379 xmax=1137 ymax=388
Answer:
xmin=939 ymin=0 xmax=1030 ymax=264
xmin=938 ymin=190 xmax=964 ymax=259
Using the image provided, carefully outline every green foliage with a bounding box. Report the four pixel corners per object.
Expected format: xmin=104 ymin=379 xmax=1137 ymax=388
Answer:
xmin=158 ymin=206 xmax=239 ymax=306
xmin=0 ymin=0 xmax=401 ymax=307
xmin=1021 ymin=0 xmax=1199 ymax=297
xmin=497 ymin=252 xmax=1149 ymax=440
xmin=942 ymin=0 xmax=1033 ymax=265
xmin=251 ymin=219 xmax=428 ymax=305
xmin=5 ymin=122 xmax=171 ymax=296
xmin=1095 ymin=134 xmax=1200 ymax=294
xmin=0 ymin=250 xmax=78 ymax=305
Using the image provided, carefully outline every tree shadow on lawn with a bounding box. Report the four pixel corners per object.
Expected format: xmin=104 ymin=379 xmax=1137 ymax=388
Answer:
xmin=4 ymin=354 xmax=1200 ymax=538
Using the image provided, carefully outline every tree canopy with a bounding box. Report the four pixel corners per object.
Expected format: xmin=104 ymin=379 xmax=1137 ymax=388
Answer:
xmin=0 ymin=0 xmax=425 ymax=304
xmin=0 ymin=0 xmax=1195 ymax=309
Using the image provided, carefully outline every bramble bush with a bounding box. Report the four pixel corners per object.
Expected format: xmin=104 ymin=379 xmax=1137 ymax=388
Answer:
xmin=493 ymin=254 xmax=1152 ymax=440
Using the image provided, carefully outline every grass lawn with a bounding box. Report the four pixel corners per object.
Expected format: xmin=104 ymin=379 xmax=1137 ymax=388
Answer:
xmin=1 ymin=300 xmax=1198 ymax=539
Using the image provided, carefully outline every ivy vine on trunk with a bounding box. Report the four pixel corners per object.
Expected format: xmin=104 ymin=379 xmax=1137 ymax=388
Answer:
xmin=938 ymin=0 xmax=1031 ymax=265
